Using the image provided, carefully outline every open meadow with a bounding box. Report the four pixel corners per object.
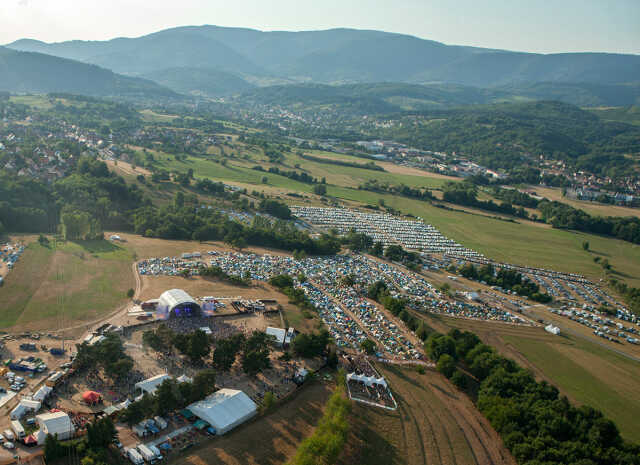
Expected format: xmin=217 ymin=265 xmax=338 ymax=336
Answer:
xmin=0 ymin=237 xmax=134 ymax=333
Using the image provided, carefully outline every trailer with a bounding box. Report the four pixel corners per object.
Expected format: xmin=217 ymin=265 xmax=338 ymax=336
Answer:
xmin=10 ymin=420 xmax=25 ymax=440
xmin=126 ymin=448 xmax=144 ymax=465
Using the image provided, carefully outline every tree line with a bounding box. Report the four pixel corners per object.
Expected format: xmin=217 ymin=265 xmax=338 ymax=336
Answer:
xmin=132 ymin=205 xmax=341 ymax=255
xmin=457 ymin=262 xmax=552 ymax=303
xmin=426 ymin=329 xmax=640 ymax=464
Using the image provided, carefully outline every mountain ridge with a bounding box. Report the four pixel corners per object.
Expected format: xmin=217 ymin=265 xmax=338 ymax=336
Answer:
xmin=0 ymin=46 xmax=181 ymax=100
xmin=7 ymin=25 xmax=639 ymax=88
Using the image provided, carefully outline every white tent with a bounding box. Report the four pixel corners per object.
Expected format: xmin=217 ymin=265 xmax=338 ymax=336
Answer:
xmin=187 ymin=389 xmax=257 ymax=435
xmin=35 ymin=429 xmax=47 ymax=445
xmin=347 ymin=373 xmax=387 ymax=388
xmin=33 ymin=385 xmax=53 ymax=402
xmin=266 ymin=327 xmax=286 ymax=346
xmin=545 ymin=324 xmax=561 ymax=335
xmin=10 ymin=399 xmax=41 ymax=420
xmin=135 ymin=374 xmax=171 ymax=397
xmin=36 ymin=411 xmax=74 ymax=441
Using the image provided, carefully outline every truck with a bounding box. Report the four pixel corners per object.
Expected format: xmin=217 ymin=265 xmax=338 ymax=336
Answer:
xmin=149 ymin=445 xmax=163 ymax=461
xmin=126 ymin=448 xmax=144 ymax=465
xmin=10 ymin=421 xmax=24 ymax=440
xmin=137 ymin=444 xmax=157 ymax=463
xmin=153 ymin=415 xmax=167 ymax=430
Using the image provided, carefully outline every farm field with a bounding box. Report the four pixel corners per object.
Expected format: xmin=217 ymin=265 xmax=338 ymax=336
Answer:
xmin=142 ymin=150 xmax=640 ymax=287
xmin=326 ymin=185 xmax=640 ymax=287
xmin=0 ymin=238 xmax=134 ymax=332
xmin=420 ymin=314 xmax=640 ymax=443
xmin=532 ymin=186 xmax=640 ymax=219
xmin=339 ymin=364 xmax=515 ymax=465
xmin=170 ymin=380 xmax=334 ymax=465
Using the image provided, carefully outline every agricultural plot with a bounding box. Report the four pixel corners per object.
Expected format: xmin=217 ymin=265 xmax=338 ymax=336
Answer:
xmin=501 ymin=334 xmax=640 ymax=443
xmin=0 ymin=239 xmax=134 ymax=332
xmin=532 ymin=186 xmax=640 ymax=219
xmin=421 ymin=313 xmax=640 ymax=443
xmin=339 ymin=364 xmax=515 ymax=465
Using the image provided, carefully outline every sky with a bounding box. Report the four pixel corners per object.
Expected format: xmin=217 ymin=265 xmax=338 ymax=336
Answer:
xmin=1 ymin=0 xmax=639 ymax=54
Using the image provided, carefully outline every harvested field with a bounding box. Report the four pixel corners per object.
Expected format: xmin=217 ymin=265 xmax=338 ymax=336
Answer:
xmin=501 ymin=335 xmax=640 ymax=443
xmin=170 ymin=381 xmax=333 ymax=465
xmin=339 ymin=364 xmax=515 ymax=465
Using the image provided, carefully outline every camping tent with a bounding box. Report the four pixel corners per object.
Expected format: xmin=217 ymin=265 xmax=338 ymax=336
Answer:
xmin=187 ymin=389 xmax=257 ymax=435
xmin=82 ymin=391 xmax=101 ymax=405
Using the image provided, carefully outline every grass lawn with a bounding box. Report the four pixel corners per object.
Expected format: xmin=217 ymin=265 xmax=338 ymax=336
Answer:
xmin=9 ymin=95 xmax=54 ymax=110
xmin=0 ymin=239 xmax=134 ymax=331
xmin=502 ymin=334 xmax=640 ymax=443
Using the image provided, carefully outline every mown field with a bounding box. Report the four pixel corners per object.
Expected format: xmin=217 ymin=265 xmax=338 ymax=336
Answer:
xmin=0 ymin=238 xmax=133 ymax=332
xmin=420 ymin=314 xmax=640 ymax=443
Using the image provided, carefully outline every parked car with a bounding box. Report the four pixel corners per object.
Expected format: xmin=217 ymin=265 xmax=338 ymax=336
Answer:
xmin=2 ymin=442 xmax=14 ymax=450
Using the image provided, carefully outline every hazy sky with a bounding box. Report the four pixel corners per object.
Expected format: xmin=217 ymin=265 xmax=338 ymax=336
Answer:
xmin=2 ymin=0 xmax=639 ymax=54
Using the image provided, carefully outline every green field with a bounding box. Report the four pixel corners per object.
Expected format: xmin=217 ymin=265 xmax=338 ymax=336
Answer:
xmin=148 ymin=150 xmax=640 ymax=287
xmin=0 ymin=239 xmax=134 ymax=331
xmin=9 ymin=95 xmax=54 ymax=110
xmin=502 ymin=334 xmax=640 ymax=443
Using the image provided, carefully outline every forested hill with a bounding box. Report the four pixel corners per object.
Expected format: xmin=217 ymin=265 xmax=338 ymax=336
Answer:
xmin=374 ymin=101 xmax=640 ymax=177
xmin=0 ymin=47 xmax=181 ymax=101
xmin=236 ymin=82 xmax=640 ymax=111
xmin=7 ymin=26 xmax=640 ymax=92
xmin=236 ymin=83 xmax=514 ymax=111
